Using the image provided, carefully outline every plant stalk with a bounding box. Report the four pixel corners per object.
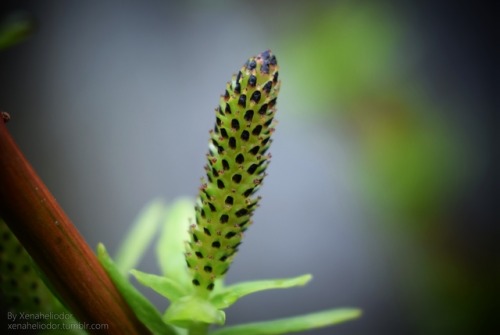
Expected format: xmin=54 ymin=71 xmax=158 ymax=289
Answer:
xmin=189 ymin=322 xmax=209 ymax=335
xmin=0 ymin=115 xmax=151 ymax=334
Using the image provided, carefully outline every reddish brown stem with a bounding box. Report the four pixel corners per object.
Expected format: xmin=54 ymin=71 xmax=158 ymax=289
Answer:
xmin=0 ymin=117 xmax=150 ymax=334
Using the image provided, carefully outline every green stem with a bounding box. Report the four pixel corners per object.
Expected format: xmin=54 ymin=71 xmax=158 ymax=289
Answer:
xmin=189 ymin=322 xmax=209 ymax=335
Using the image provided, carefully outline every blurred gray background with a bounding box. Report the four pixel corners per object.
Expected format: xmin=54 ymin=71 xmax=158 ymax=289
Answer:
xmin=0 ymin=1 xmax=495 ymax=334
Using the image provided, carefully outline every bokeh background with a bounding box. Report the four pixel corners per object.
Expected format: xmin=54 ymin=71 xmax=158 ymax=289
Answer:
xmin=0 ymin=1 xmax=496 ymax=334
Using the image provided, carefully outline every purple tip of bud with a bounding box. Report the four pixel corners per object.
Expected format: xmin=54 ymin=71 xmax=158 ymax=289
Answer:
xmin=246 ymin=50 xmax=278 ymax=74
xmin=260 ymin=50 xmax=272 ymax=60
xmin=246 ymin=59 xmax=257 ymax=71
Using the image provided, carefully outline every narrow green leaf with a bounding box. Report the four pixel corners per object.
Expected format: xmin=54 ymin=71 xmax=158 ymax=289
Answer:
xmin=210 ymin=308 xmax=362 ymax=335
xmin=97 ymin=243 xmax=177 ymax=335
xmin=131 ymin=269 xmax=188 ymax=302
xmin=0 ymin=13 xmax=35 ymax=51
xmin=114 ymin=199 xmax=166 ymax=275
xmin=164 ymin=295 xmax=225 ymax=328
xmin=157 ymin=197 xmax=194 ymax=290
xmin=210 ymin=274 xmax=312 ymax=309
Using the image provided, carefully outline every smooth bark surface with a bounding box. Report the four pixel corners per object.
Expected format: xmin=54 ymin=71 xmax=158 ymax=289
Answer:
xmin=0 ymin=118 xmax=150 ymax=334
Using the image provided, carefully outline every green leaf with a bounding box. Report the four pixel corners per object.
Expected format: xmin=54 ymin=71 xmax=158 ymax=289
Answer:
xmin=97 ymin=243 xmax=177 ymax=335
xmin=0 ymin=13 xmax=35 ymax=51
xmin=210 ymin=308 xmax=362 ymax=335
xmin=164 ymin=295 xmax=225 ymax=328
xmin=210 ymin=274 xmax=312 ymax=309
xmin=131 ymin=269 xmax=188 ymax=302
xmin=157 ymin=197 xmax=194 ymax=290
xmin=114 ymin=198 xmax=166 ymax=275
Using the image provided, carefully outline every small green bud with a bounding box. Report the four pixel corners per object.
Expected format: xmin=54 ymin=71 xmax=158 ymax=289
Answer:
xmin=186 ymin=50 xmax=280 ymax=296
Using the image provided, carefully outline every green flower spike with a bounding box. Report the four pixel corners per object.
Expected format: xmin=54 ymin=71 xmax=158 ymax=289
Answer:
xmin=186 ymin=50 xmax=280 ymax=296
xmin=98 ymin=51 xmax=360 ymax=334
xmin=0 ymin=219 xmax=82 ymax=332
xmin=0 ymin=219 xmax=53 ymax=315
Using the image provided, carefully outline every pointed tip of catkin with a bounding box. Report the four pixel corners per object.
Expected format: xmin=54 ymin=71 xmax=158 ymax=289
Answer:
xmin=245 ymin=50 xmax=278 ymax=74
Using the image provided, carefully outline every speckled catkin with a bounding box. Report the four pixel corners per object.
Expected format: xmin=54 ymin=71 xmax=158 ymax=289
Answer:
xmin=0 ymin=219 xmax=55 ymax=314
xmin=185 ymin=50 xmax=280 ymax=295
